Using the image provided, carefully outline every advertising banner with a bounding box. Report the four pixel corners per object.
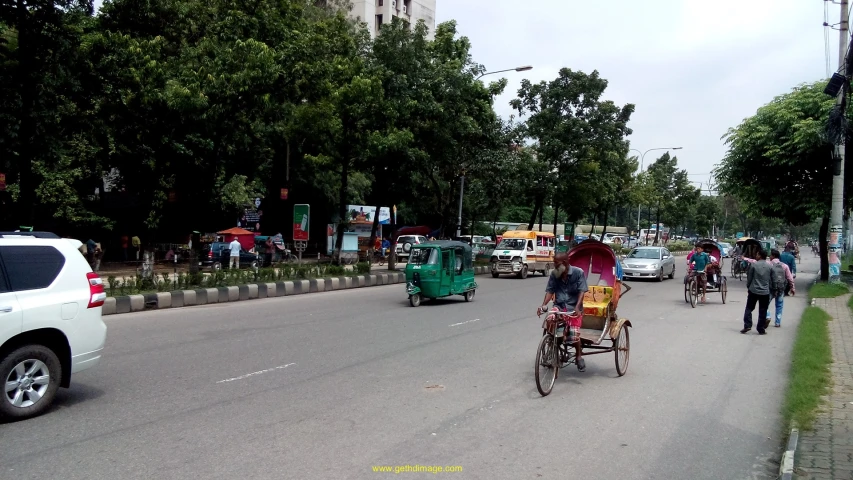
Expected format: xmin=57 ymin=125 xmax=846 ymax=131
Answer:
xmin=347 ymin=205 xmax=391 ymax=224
xmin=293 ymin=204 xmax=309 ymax=241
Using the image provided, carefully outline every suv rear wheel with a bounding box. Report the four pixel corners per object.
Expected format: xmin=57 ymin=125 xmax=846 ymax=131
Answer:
xmin=0 ymin=345 xmax=62 ymax=419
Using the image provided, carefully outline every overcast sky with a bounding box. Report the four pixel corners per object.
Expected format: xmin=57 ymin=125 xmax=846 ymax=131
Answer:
xmin=438 ymin=0 xmax=837 ymax=189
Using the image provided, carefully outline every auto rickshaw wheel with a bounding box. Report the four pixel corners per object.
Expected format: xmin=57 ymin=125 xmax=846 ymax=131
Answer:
xmin=409 ymin=294 xmax=422 ymax=307
xmin=464 ymin=290 xmax=475 ymax=302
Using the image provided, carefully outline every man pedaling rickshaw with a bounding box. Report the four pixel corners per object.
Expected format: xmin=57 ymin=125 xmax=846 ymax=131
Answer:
xmin=537 ymin=252 xmax=588 ymax=372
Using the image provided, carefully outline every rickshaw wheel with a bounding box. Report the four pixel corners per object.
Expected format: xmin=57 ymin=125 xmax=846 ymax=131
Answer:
xmin=464 ymin=290 xmax=475 ymax=302
xmin=409 ymin=294 xmax=422 ymax=307
xmin=689 ymin=280 xmax=698 ymax=308
xmin=535 ymin=335 xmax=558 ymax=396
xmin=721 ymin=277 xmax=728 ymax=304
xmin=614 ymin=324 xmax=630 ymax=377
xmin=683 ymin=279 xmax=690 ymax=303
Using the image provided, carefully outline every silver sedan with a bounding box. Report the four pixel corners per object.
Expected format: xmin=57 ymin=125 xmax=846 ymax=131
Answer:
xmin=620 ymin=247 xmax=677 ymax=282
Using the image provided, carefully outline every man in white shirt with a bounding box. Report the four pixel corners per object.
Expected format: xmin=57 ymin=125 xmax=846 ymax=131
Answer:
xmin=228 ymin=237 xmax=241 ymax=269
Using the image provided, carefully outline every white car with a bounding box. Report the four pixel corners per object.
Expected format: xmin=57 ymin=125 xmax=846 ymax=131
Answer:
xmin=395 ymin=235 xmax=428 ymax=261
xmin=0 ymin=232 xmax=107 ymax=419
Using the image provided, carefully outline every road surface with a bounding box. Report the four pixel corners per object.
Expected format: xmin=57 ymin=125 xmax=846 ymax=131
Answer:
xmin=0 ymin=256 xmax=816 ymax=479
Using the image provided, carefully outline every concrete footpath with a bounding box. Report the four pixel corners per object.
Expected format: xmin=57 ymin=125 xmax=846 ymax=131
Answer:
xmin=795 ymin=294 xmax=853 ymax=479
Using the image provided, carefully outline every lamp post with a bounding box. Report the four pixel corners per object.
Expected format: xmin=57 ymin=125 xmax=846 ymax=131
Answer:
xmin=632 ymin=147 xmax=683 ymax=242
xmin=456 ymin=65 xmax=533 ymax=238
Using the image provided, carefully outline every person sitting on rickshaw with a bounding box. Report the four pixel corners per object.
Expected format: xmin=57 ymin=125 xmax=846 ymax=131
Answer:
xmin=538 ymin=252 xmax=588 ymax=372
xmin=706 ymin=252 xmax=721 ymax=288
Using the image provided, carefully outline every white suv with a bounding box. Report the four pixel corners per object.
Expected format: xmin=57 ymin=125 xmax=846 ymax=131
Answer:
xmin=0 ymin=232 xmax=107 ymax=420
xmin=395 ymin=235 xmax=428 ymax=261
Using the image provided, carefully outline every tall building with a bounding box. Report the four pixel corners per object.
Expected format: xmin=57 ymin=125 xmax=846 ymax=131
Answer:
xmin=347 ymin=0 xmax=436 ymax=39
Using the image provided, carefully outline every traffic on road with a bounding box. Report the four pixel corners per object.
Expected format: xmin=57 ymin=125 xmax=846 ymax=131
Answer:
xmin=0 ymin=238 xmax=812 ymax=480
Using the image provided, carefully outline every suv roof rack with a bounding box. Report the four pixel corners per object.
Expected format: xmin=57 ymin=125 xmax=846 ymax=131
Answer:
xmin=0 ymin=231 xmax=61 ymax=239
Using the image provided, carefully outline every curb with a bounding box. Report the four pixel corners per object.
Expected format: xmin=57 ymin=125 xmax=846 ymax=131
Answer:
xmin=779 ymin=425 xmax=799 ymax=480
xmin=102 ymin=266 xmax=492 ymax=316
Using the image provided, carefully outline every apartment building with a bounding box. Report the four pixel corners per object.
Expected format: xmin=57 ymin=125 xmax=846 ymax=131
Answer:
xmin=347 ymin=0 xmax=436 ymax=39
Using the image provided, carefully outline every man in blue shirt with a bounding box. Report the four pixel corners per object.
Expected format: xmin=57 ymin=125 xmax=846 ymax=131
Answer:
xmin=539 ymin=252 xmax=589 ymax=371
xmin=690 ymin=244 xmax=710 ymax=304
xmin=779 ymin=250 xmax=797 ymax=278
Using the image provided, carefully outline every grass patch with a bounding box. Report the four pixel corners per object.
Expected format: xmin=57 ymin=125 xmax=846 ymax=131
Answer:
xmin=810 ymin=282 xmax=849 ymax=299
xmin=782 ymin=306 xmax=833 ymax=430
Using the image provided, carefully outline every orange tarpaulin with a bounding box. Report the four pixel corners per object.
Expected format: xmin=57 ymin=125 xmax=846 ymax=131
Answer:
xmin=217 ymin=227 xmax=257 ymax=250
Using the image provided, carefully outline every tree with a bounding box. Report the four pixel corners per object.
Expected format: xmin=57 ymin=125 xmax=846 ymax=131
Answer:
xmin=510 ymin=68 xmax=635 ymax=230
xmin=715 ymin=80 xmax=853 ymax=279
xmin=642 ymin=152 xmax=691 ymax=244
xmin=0 ymin=0 xmax=111 ymax=231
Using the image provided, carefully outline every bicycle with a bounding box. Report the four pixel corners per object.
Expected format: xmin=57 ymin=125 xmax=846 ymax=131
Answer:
xmin=535 ymin=308 xmax=581 ymax=396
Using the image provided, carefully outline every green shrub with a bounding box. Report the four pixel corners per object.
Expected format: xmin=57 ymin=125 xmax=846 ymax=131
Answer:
xmin=326 ymin=265 xmax=346 ymax=276
xmin=355 ymin=262 xmax=371 ymax=274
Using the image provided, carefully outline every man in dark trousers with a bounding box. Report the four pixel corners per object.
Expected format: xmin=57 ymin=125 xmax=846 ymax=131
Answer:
xmin=742 ymin=249 xmax=772 ymax=335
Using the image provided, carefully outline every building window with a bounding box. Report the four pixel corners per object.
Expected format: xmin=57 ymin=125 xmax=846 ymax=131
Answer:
xmin=376 ymin=14 xmax=383 ymax=31
xmin=378 ymin=0 xmax=383 ymax=5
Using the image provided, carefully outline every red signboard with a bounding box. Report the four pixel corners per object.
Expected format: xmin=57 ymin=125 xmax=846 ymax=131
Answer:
xmin=280 ymin=188 xmax=288 ymax=200
xmin=0 ymin=173 xmax=5 ymax=191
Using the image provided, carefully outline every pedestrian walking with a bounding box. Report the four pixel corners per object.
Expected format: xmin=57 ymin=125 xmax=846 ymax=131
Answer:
xmin=265 ymin=236 xmax=274 ymax=266
xmin=228 ymin=236 xmax=241 ymax=269
xmin=742 ymin=249 xmax=772 ymax=335
xmin=121 ymin=235 xmax=129 ymax=261
xmin=779 ymin=249 xmax=797 ymax=277
xmin=767 ymin=249 xmax=796 ymax=327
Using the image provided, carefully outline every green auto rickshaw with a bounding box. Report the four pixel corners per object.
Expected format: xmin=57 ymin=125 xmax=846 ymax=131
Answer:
xmin=405 ymin=241 xmax=478 ymax=307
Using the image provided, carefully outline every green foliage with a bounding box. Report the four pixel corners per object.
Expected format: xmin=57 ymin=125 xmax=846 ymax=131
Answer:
xmin=782 ymin=305 xmax=832 ymax=430
xmin=809 ymin=282 xmax=849 ymax=299
xmin=355 ymin=262 xmax=371 ymax=274
xmin=716 ymin=81 xmax=853 ymax=225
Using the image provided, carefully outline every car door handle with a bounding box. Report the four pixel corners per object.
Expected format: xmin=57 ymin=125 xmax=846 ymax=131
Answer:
xmin=0 ymin=306 xmax=13 ymax=313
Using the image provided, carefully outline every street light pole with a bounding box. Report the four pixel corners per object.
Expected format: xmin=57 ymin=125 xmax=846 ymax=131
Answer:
xmin=632 ymin=147 xmax=683 ymax=243
xmin=456 ymin=65 xmax=533 ymax=239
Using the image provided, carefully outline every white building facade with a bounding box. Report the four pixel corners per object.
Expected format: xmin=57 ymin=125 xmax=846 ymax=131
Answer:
xmin=347 ymin=0 xmax=436 ymax=39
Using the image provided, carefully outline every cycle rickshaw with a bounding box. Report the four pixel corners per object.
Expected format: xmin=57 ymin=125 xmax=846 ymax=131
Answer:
xmin=534 ymin=241 xmax=632 ymax=396
xmin=683 ymin=238 xmax=727 ymax=307
xmin=731 ymin=237 xmax=761 ymax=280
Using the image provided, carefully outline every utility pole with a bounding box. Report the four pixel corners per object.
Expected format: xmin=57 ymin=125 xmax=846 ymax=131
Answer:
xmin=830 ymin=0 xmax=849 ymax=281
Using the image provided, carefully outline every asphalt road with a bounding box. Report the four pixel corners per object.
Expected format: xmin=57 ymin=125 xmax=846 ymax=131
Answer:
xmin=0 ymin=255 xmax=818 ymax=480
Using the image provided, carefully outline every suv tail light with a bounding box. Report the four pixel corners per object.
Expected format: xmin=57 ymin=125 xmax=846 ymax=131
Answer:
xmin=208 ymin=249 xmax=213 ymax=258
xmin=87 ymin=272 xmax=107 ymax=308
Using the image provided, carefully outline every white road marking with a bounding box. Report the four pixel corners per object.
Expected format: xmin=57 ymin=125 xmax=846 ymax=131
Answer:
xmin=216 ymin=363 xmax=296 ymax=384
xmin=449 ymin=318 xmax=479 ymax=327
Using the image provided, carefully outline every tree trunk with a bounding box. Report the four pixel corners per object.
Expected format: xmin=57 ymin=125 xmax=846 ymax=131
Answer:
xmin=538 ymin=202 xmax=544 ymax=231
xmin=601 ymin=207 xmax=609 ymax=239
xmin=553 ymin=205 xmax=559 ymax=238
xmin=820 ymin=215 xmax=830 ymax=281
xmin=527 ymin=197 xmax=540 ymax=230
xmin=367 ymin=205 xmax=382 ymax=265
xmin=334 ymin=162 xmax=349 ymax=264
xmin=388 ymin=205 xmax=398 ymax=270
xmin=590 ymin=213 xmax=597 ymax=239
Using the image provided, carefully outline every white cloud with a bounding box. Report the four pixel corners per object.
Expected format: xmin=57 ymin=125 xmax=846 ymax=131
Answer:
xmin=437 ymin=0 xmax=834 ymax=175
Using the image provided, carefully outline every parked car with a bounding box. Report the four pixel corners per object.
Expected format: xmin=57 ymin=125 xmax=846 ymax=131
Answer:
xmin=199 ymin=242 xmax=260 ymax=270
xmin=620 ymin=246 xmax=677 ymax=282
xmin=395 ymin=235 xmax=428 ymax=261
xmin=718 ymin=242 xmax=732 ymax=258
xmin=0 ymin=231 xmax=108 ymax=420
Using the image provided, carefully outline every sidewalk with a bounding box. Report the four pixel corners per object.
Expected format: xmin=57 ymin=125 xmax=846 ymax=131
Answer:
xmin=795 ymin=293 xmax=853 ymax=479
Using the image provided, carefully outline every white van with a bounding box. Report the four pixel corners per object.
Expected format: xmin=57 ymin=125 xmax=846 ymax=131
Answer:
xmin=489 ymin=230 xmax=555 ymax=279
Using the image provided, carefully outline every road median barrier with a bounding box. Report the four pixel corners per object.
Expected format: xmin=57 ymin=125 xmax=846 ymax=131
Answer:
xmin=102 ymin=266 xmax=492 ymax=316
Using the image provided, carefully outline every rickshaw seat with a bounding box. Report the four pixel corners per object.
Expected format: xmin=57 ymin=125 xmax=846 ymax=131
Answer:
xmin=582 ymin=286 xmax=612 ymax=318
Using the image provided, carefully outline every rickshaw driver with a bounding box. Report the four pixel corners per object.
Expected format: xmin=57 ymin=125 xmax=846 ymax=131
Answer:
xmin=537 ymin=252 xmax=588 ymax=372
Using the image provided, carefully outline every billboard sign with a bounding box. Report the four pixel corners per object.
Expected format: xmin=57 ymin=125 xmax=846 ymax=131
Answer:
xmin=293 ymin=204 xmax=309 ymax=241
xmin=347 ymin=205 xmax=391 ymax=224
